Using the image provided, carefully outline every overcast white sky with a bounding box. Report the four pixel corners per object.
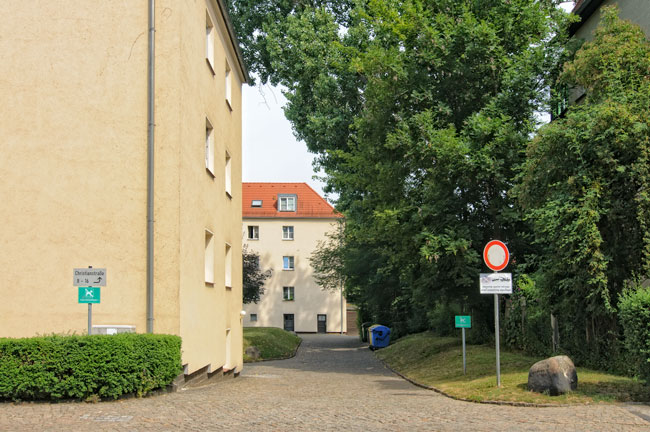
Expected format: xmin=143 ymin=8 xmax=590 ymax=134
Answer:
xmin=242 ymin=83 xmax=328 ymax=198
xmin=241 ymin=2 xmax=575 ymax=201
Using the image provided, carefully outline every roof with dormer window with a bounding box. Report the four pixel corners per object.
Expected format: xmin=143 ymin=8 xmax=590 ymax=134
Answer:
xmin=242 ymin=183 xmax=342 ymax=219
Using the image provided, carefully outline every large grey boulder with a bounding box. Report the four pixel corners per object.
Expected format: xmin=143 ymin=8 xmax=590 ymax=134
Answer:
xmin=245 ymin=346 xmax=261 ymax=360
xmin=527 ymin=355 xmax=578 ymax=396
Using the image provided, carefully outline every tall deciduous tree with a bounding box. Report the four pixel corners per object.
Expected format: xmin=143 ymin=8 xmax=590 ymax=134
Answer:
xmin=516 ymin=7 xmax=650 ymax=364
xmin=228 ymin=0 xmax=570 ymax=335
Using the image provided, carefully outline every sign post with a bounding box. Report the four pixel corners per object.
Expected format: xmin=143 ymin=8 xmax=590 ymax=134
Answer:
xmin=481 ymin=240 xmax=511 ymax=387
xmin=455 ymin=316 xmax=471 ymax=374
xmin=74 ymin=267 xmax=106 ymax=335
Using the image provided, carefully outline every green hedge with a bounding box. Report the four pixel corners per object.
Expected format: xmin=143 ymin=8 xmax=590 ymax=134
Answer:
xmin=619 ymin=287 xmax=650 ymax=383
xmin=0 ymin=333 xmax=182 ymax=401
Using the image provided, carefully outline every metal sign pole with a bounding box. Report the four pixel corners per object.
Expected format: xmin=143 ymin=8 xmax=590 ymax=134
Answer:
xmin=87 ymin=265 xmax=92 ymax=336
xmin=462 ymin=327 xmax=466 ymax=375
xmin=495 ymin=293 xmax=501 ymax=387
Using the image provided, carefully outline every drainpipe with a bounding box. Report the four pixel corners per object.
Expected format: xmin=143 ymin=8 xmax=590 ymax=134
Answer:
xmin=340 ymin=279 xmax=344 ymax=334
xmin=146 ymin=0 xmax=155 ymax=333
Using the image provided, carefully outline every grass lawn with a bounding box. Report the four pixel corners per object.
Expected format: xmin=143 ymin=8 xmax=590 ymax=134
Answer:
xmin=243 ymin=327 xmax=301 ymax=363
xmin=375 ymin=332 xmax=650 ymax=404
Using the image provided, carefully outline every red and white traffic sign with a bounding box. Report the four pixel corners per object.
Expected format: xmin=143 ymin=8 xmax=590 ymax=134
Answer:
xmin=483 ymin=240 xmax=509 ymax=271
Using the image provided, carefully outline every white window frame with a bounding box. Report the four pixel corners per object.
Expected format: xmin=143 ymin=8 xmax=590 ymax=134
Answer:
xmin=225 ymin=61 xmax=232 ymax=109
xmin=279 ymin=195 xmax=296 ymax=212
xmin=205 ymin=118 xmax=214 ymax=175
xmin=225 ymin=243 xmax=232 ymax=288
xmin=225 ymin=150 xmax=232 ymax=197
xmin=248 ymin=225 xmax=259 ymax=240
xmin=283 ymin=286 xmax=295 ymax=301
xmin=282 ymin=226 xmax=294 ymax=240
xmin=205 ymin=11 xmax=215 ymax=72
xmin=250 ymin=313 xmax=258 ymax=322
xmin=251 ymin=200 xmax=263 ymax=207
xmin=283 ymin=256 xmax=294 ymax=271
xmin=205 ymin=230 xmax=214 ymax=285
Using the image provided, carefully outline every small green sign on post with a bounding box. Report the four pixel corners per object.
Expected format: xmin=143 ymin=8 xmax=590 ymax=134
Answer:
xmin=78 ymin=287 xmax=100 ymax=304
xmin=455 ymin=315 xmax=471 ymax=328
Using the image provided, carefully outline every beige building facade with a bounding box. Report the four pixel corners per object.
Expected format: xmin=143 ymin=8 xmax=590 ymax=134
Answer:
xmin=242 ymin=183 xmax=346 ymax=333
xmin=0 ymin=0 xmax=247 ymax=375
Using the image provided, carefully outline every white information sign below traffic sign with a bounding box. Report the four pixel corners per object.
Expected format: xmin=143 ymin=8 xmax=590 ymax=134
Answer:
xmin=73 ymin=268 xmax=107 ymax=287
xmin=480 ymin=273 xmax=513 ymax=294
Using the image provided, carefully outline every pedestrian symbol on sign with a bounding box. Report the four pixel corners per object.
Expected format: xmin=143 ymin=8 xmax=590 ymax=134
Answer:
xmin=78 ymin=287 xmax=100 ymax=304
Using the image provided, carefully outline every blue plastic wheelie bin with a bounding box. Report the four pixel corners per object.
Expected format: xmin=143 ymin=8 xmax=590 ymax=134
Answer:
xmin=368 ymin=325 xmax=391 ymax=350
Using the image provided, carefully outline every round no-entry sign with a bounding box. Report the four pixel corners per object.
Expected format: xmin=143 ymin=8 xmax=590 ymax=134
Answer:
xmin=483 ymin=240 xmax=509 ymax=271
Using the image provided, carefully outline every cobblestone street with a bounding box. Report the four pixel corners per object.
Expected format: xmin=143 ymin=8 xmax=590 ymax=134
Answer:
xmin=1 ymin=334 xmax=648 ymax=431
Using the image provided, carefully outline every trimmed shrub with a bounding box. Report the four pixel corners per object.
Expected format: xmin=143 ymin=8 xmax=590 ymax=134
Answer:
xmin=618 ymin=287 xmax=650 ymax=383
xmin=0 ymin=333 xmax=182 ymax=401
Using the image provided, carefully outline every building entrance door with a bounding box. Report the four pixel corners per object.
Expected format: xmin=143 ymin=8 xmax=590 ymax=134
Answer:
xmin=317 ymin=314 xmax=327 ymax=333
xmin=283 ymin=314 xmax=294 ymax=332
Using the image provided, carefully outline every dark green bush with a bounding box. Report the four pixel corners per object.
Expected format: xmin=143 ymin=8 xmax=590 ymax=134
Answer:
xmin=618 ymin=287 xmax=650 ymax=383
xmin=0 ymin=333 xmax=182 ymax=401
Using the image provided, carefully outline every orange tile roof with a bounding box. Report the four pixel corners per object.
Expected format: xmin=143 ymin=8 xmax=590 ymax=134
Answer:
xmin=242 ymin=183 xmax=342 ymax=218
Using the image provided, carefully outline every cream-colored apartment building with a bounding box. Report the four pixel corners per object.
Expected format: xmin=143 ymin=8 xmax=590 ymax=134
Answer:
xmin=242 ymin=183 xmax=346 ymax=333
xmin=0 ymin=0 xmax=247 ymax=376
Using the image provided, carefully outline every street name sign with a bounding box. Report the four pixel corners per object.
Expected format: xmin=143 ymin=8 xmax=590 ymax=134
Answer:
xmin=78 ymin=287 xmax=101 ymax=304
xmin=483 ymin=240 xmax=509 ymax=271
xmin=455 ymin=316 xmax=471 ymax=328
xmin=73 ymin=268 xmax=106 ymax=287
xmin=480 ymin=273 xmax=513 ymax=294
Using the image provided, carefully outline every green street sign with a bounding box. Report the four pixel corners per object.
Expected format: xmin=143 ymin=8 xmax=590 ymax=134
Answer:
xmin=455 ymin=315 xmax=471 ymax=328
xmin=78 ymin=287 xmax=100 ymax=304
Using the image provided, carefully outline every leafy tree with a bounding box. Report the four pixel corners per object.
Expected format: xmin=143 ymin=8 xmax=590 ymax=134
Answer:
xmin=228 ymin=0 xmax=570 ymax=336
xmin=310 ymin=220 xmax=346 ymax=292
xmin=243 ymin=246 xmax=272 ymax=304
xmin=515 ymin=7 xmax=650 ymax=366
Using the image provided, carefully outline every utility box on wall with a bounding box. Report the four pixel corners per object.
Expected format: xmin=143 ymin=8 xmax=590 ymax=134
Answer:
xmin=92 ymin=325 xmax=135 ymax=335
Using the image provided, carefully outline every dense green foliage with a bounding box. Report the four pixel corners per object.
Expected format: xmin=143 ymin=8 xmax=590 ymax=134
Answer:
xmin=243 ymin=327 xmax=301 ymax=362
xmin=228 ymin=1 xmax=650 ymax=375
xmin=515 ymin=7 xmax=650 ymax=369
xmin=619 ymin=287 xmax=650 ymax=382
xmin=0 ymin=334 xmax=182 ymax=401
xmin=243 ymin=246 xmax=272 ymax=304
xmin=230 ymin=0 xmax=570 ymax=337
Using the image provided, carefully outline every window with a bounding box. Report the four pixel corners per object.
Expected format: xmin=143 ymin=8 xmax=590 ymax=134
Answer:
xmin=251 ymin=200 xmax=262 ymax=207
xmin=205 ymin=12 xmax=215 ymax=72
xmin=283 ymin=314 xmax=294 ymax=331
xmin=247 ymin=225 xmax=259 ymax=240
xmin=225 ymin=151 xmax=232 ymax=197
xmin=225 ymin=62 xmax=232 ymax=108
xmin=283 ymin=256 xmax=294 ymax=271
xmin=250 ymin=313 xmax=257 ymax=322
xmin=282 ymin=226 xmax=294 ymax=240
xmin=205 ymin=118 xmax=214 ymax=175
xmin=205 ymin=230 xmax=214 ymax=285
xmin=283 ymin=286 xmax=294 ymax=301
xmin=225 ymin=243 xmax=232 ymax=288
xmin=279 ymin=195 xmax=296 ymax=211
